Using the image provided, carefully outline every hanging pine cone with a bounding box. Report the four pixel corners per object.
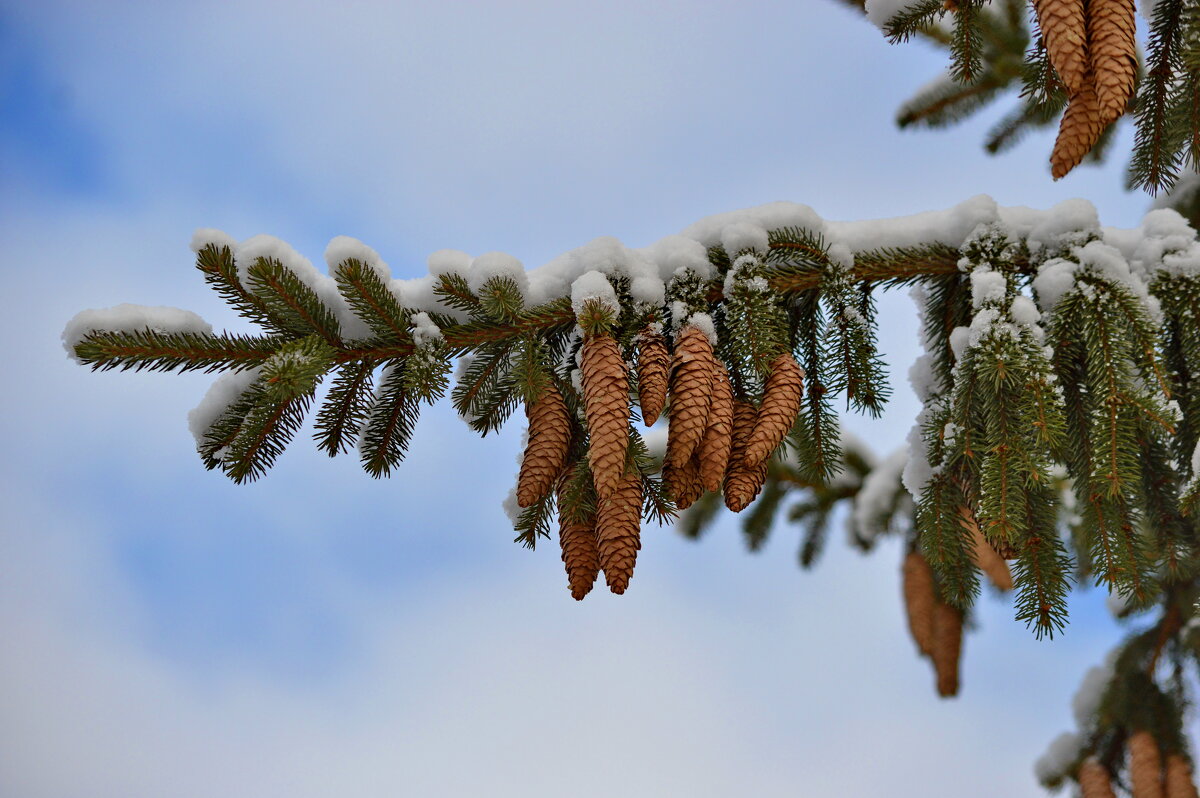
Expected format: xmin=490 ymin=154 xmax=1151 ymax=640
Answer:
xmin=666 ymin=324 xmax=715 ymax=468
xmin=581 ymin=333 xmax=630 ymax=499
xmin=742 ymin=352 xmax=804 ymax=469
xmin=556 ymin=481 xmax=599 ymax=601
xmin=1165 ymin=754 xmax=1200 ymax=798
xmin=664 ymin=454 xmax=704 ymax=510
xmin=903 ymin=550 xmax=936 ymax=658
xmin=1129 ymin=730 xmax=1165 ymax=798
xmin=932 ymin=601 xmax=963 ymax=697
xmin=516 ymin=382 xmax=572 ymax=507
xmin=724 ymin=399 xmax=769 ymax=512
xmin=1051 ymin=77 xmax=1104 ymax=179
xmin=1088 ymin=0 xmax=1137 ymax=125
xmin=1032 ymin=0 xmax=1089 ymax=95
xmin=636 ymin=326 xmax=670 ymax=426
xmin=597 ymin=467 xmax=643 ymax=594
xmin=961 ymin=505 xmax=1013 ymax=591
xmin=1079 ymin=756 xmax=1118 ymax=798
xmin=697 ymin=362 xmax=734 ymax=492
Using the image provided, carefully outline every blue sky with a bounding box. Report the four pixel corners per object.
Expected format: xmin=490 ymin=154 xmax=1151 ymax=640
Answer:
xmin=0 ymin=1 xmax=1171 ymax=796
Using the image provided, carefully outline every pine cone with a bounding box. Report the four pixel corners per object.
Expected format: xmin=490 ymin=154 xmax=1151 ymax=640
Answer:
xmin=636 ymin=327 xmax=670 ymax=426
xmin=597 ymin=467 xmax=643 ymax=594
xmin=932 ymin=601 xmax=963 ymax=697
xmin=666 ymin=324 xmax=715 ymax=468
xmin=1079 ymin=757 xmax=1118 ymax=798
xmin=1051 ymin=78 xmax=1105 ymax=179
xmin=664 ymin=454 xmax=704 ymax=510
xmin=1165 ymin=754 xmax=1200 ymax=798
xmin=516 ymin=382 xmax=572 ymax=507
xmin=581 ymin=333 xmax=630 ymax=499
xmin=1088 ymin=0 xmax=1137 ymax=124
xmin=960 ymin=505 xmax=1013 ymax=591
xmin=1129 ymin=730 xmax=1165 ymax=798
xmin=697 ymin=362 xmax=734 ymax=492
xmin=903 ymin=550 xmax=936 ymax=658
xmin=556 ymin=481 xmax=599 ymax=601
xmin=743 ymin=352 xmax=805 ymax=469
xmin=1033 ymin=0 xmax=1089 ymax=94
xmin=724 ymin=399 xmax=769 ymax=512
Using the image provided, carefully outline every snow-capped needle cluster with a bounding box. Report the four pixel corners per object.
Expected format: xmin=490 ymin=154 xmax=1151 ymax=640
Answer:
xmin=869 ymin=0 xmax=1195 ymax=192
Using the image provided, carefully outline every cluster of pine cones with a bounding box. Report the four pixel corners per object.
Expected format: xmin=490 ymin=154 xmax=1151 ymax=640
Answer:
xmin=1079 ymin=730 xmax=1199 ymax=798
xmin=1035 ymin=0 xmax=1137 ymax=178
xmin=514 ymin=319 xmax=804 ymax=600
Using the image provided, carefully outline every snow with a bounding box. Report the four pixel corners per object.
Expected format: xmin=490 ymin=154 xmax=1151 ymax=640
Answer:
xmin=901 ymin=404 xmax=936 ymax=502
xmin=63 ymin=304 xmax=212 ymax=361
xmin=427 ymin=249 xmax=472 ymax=278
xmin=1106 ymin=590 xmax=1132 ymax=618
xmin=187 ymin=367 xmax=261 ymax=447
xmin=970 ymin=269 xmax=1007 ymax=309
xmin=1019 ymin=199 xmax=1100 ymax=254
xmin=1033 ymin=732 xmax=1082 ymax=786
xmin=1141 ymin=0 xmax=1162 ymax=22
xmin=719 ymin=222 xmax=769 ymax=256
xmin=410 ymin=312 xmax=442 ymax=348
xmin=1009 ymin=295 xmax=1041 ymax=328
xmin=827 ymin=194 xmax=999 ymax=252
xmin=826 ymin=243 xmax=854 ymax=271
xmin=570 ymin=270 xmax=619 ymax=317
xmin=325 ymin=236 xmax=391 ymax=281
xmin=907 ymin=353 xmax=938 ymax=404
xmin=1191 ymin=439 xmax=1200 ymax=478
xmin=1072 ymin=657 xmax=1116 ymax=729
xmin=864 ymin=0 xmax=927 ymax=30
xmin=467 ymin=252 xmax=528 ymax=304
xmin=852 ymin=448 xmax=908 ymax=543
xmin=189 ymin=228 xmax=237 ymax=254
xmin=234 ymin=234 xmax=373 ymax=340
xmin=685 ymin=312 xmax=718 ymax=346
xmin=1031 ymin=258 xmax=1078 ymax=312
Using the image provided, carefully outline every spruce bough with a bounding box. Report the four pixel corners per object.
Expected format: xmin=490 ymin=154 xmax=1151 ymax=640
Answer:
xmin=66 ymin=197 xmax=1200 ymax=794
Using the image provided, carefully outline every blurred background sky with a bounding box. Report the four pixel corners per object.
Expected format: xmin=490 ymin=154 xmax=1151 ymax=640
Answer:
xmin=0 ymin=1 xmax=1174 ymax=796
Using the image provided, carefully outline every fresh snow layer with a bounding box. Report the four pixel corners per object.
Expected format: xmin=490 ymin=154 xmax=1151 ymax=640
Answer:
xmin=187 ymin=367 xmax=261 ymax=447
xmin=570 ymin=270 xmax=619 ymax=317
xmin=175 ymin=198 xmax=1192 ymax=332
xmin=324 ymin=235 xmax=391 ymax=281
xmin=863 ymin=0 xmax=926 ymax=30
xmin=852 ymin=448 xmax=908 ymax=543
xmin=1034 ymin=732 xmax=1082 ymax=785
xmin=63 ymin=304 xmax=212 ymax=361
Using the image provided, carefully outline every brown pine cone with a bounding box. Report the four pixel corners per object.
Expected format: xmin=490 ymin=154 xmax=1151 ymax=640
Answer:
xmin=516 ymin=382 xmax=572 ymax=507
xmin=1051 ymin=78 xmax=1105 ymax=179
xmin=1088 ymin=0 xmax=1137 ymax=124
xmin=903 ymin=550 xmax=936 ymax=658
xmin=556 ymin=481 xmax=599 ymax=601
xmin=932 ymin=601 xmax=963 ymax=697
xmin=1129 ymin=730 xmax=1165 ymax=798
xmin=1079 ymin=757 xmax=1118 ymax=798
xmin=664 ymin=454 xmax=704 ymax=510
xmin=743 ymin=352 xmax=805 ymax=469
xmin=581 ymin=333 xmax=630 ymax=499
xmin=1165 ymin=754 xmax=1200 ymax=798
xmin=724 ymin=399 xmax=769 ymax=512
xmin=960 ymin=505 xmax=1013 ymax=591
xmin=597 ymin=467 xmax=643 ymax=594
xmin=666 ymin=324 xmax=715 ymax=468
xmin=636 ymin=327 xmax=670 ymax=426
xmin=1033 ymin=0 xmax=1089 ymax=95
xmin=697 ymin=362 xmax=734 ymax=492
